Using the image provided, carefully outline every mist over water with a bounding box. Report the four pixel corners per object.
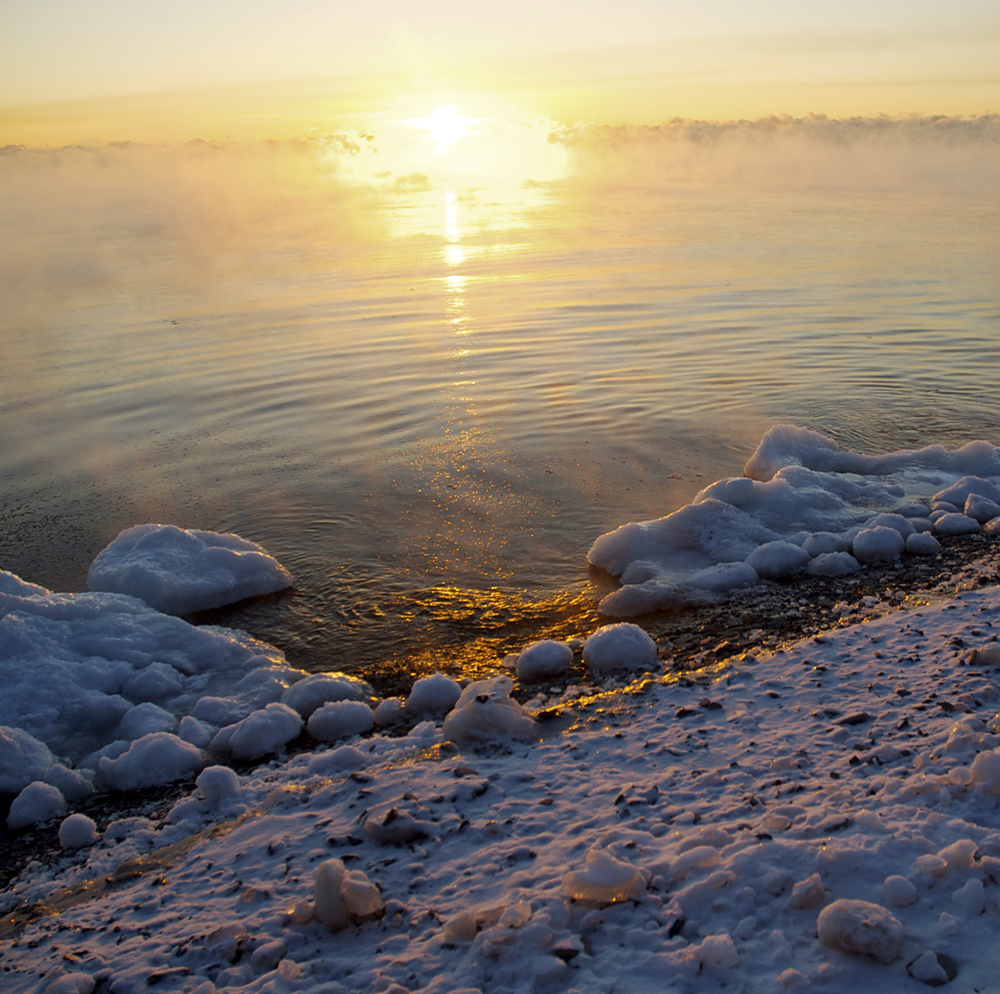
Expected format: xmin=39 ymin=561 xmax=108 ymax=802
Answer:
xmin=2 ymin=117 xmax=999 ymax=677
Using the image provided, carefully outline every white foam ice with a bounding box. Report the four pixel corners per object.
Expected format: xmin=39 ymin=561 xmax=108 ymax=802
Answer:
xmin=87 ymin=524 xmax=293 ymax=615
xmin=590 ymin=425 xmax=1000 ymax=615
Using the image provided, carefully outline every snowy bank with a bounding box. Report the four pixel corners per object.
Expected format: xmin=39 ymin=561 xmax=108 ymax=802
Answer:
xmin=4 ymin=584 xmax=1000 ymax=993
xmin=590 ymin=425 xmax=1000 ymax=616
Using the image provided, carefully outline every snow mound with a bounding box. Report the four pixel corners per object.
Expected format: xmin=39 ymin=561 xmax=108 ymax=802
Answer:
xmin=406 ymin=673 xmax=462 ymax=714
xmin=515 ymin=640 xmax=574 ymax=682
xmin=7 ymin=781 xmax=66 ymax=829
xmin=280 ymin=671 xmax=374 ymax=718
xmin=87 ymin=523 xmax=293 ymax=615
xmin=98 ymin=732 xmax=204 ymax=790
xmin=852 ymin=526 xmax=905 ymax=564
xmin=0 ymin=726 xmax=55 ymax=794
xmin=212 ymin=703 xmax=303 ymax=760
xmin=307 ymin=700 xmax=374 ymax=741
xmin=906 ymin=531 xmax=941 ymax=556
xmin=816 ymin=899 xmax=904 ymax=964
xmin=313 ymin=858 xmax=382 ymax=930
xmin=806 ymin=551 xmax=860 ymax=576
xmin=195 ymin=765 xmax=240 ymax=803
xmin=562 ymin=849 xmax=646 ymax=903
xmin=59 ymin=813 xmax=98 ymax=849
xmin=442 ymin=676 xmax=537 ymax=743
xmin=589 ymin=426 xmax=1000 ymax=615
xmin=583 ymin=624 xmax=658 ymax=673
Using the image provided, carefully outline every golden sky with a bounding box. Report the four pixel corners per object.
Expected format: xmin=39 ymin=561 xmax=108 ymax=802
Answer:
xmin=2 ymin=0 xmax=999 ymax=145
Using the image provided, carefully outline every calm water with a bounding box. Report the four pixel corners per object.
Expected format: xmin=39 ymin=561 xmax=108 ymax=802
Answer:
xmin=2 ymin=132 xmax=999 ymax=682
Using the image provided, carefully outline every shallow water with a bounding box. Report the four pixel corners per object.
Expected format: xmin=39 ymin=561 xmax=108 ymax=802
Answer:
xmin=2 ymin=135 xmax=999 ymax=677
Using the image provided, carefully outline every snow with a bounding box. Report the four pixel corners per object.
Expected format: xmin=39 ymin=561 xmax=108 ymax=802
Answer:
xmin=7 ymin=781 xmax=66 ymax=830
xmin=406 ymin=673 xmax=463 ymax=713
xmin=58 ymin=813 xmax=98 ymax=849
xmin=97 ymin=732 xmax=204 ymax=791
xmin=816 ymin=899 xmax=905 ymax=964
xmin=87 ymin=524 xmax=293 ymax=615
xmin=0 ymin=726 xmax=54 ymax=793
xmin=582 ymin=623 xmax=659 ymax=672
xmin=312 ymin=859 xmax=382 ymax=931
xmin=306 ymin=700 xmax=374 ymax=741
xmin=515 ymin=640 xmax=574 ymax=682
xmin=280 ymin=671 xmax=374 ymax=717
xmin=211 ymin=703 xmax=303 ymax=760
xmin=441 ymin=676 xmax=537 ymax=743
xmin=589 ymin=425 xmax=1000 ymax=614
xmin=561 ymin=849 xmax=647 ymax=902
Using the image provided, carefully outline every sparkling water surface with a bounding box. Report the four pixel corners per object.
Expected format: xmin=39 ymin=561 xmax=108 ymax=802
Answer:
xmin=2 ymin=138 xmax=998 ymax=679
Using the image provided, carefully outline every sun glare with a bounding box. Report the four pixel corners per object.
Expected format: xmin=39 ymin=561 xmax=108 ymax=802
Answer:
xmin=409 ymin=105 xmax=479 ymax=154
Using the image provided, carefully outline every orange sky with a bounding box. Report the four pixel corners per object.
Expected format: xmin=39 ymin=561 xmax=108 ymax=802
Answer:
xmin=2 ymin=1 xmax=999 ymax=145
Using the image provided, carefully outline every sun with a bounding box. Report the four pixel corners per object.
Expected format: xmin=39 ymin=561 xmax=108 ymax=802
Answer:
xmin=408 ymin=105 xmax=480 ymax=155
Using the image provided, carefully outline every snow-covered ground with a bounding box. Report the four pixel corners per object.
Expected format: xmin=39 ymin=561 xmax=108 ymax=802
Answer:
xmin=3 ymin=577 xmax=1000 ymax=991
xmin=4 ymin=425 xmax=1000 ymax=993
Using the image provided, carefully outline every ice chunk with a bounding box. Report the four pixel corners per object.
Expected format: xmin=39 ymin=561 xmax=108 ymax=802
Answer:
xmin=688 ymin=561 xmax=759 ymax=592
xmin=952 ymin=878 xmax=985 ymax=917
xmin=816 ymin=899 xmax=904 ymax=964
xmin=934 ymin=513 xmax=981 ymax=536
xmin=864 ymin=513 xmax=914 ymax=537
xmin=178 ymin=716 xmax=215 ymax=747
xmin=7 ymin=781 xmax=66 ymax=829
xmin=280 ymin=672 xmax=374 ymax=718
xmin=906 ymin=532 xmax=940 ymax=556
xmin=987 ymin=517 xmax=1000 ymax=537
xmin=970 ymin=749 xmax=1000 ymax=792
xmin=195 ymin=765 xmax=240 ymax=803
xmin=307 ymin=745 xmax=368 ymax=775
xmin=966 ymin=493 xmax=1000 ymax=523
xmin=788 ymin=873 xmax=825 ymax=909
xmin=373 ymin=698 xmax=404 ymax=726
xmin=0 ymin=570 xmax=48 ymax=597
xmin=192 ymin=696 xmax=249 ymax=726
xmin=934 ymin=475 xmax=1000 ymax=507
xmin=852 ymin=526 xmax=905 ymax=564
xmin=214 ymin=703 xmax=302 ymax=760
xmin=43 ymin=764 xmax=93 ymax=804
xmin=561 ymin=849 xmax=645 ymax=903
xmin=59 ymin=813 xmax=98 ymax=849
xmin=87 ymin=524 xmax=293 ymax=615
xmin=802 ymin=531 xmax=847 ymax=555
xmin=883 ymin=875 xmax=918 ymax=907
xmin=583 ymin=623 xmax=658 ymax=673
xmin=746 ymin=541 xmax=810 ymax=579
xmin=807 ymin=552 xmax=861 ymax=576
xmin=362 ymin=802 xmax=431 ymax=844
xmin=99 ymin=732 xmax=203 ymax=790
xmin=114 ymin=702 xmax=176 ymax=740
xmin=515 ymin=640 xmax=574 ymax=682
xmin=907 ymin=951 xmax=951 ymax=985
xmin=405 ymin=673 xmax=462 ymax=714
xmin=122 ymin=661 xmax=185 ymax=703
xmin=307 ymin=700 xmax=374 ymax=741
xmin=313 ymin=858 xmax=382 ymax=930
xmin=0 ymin=725 xmax=54 ymax=794
xmin=442 ymin=676 xmax=537 ymax=743
xmin=44 ymin=973 xmax=96 ymax=994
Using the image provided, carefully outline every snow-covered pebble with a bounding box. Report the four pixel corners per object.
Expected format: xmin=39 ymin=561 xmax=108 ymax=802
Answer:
xmin=515 ymin=640 xmax=574 ymax=682
xmin=87 ymin=523 xmax=293 ymax=614
xmin=442 ymin=676 xmax=536 ymax=743
xmin=58 ymin=813 xmax=98 ymax=848
xmin=280 ymin=671 xmax=374 ymax=718
xmin=406 ymin=673 xmax=462 ymax=714
xmin=7 ymin=781 xmax=66 ymax=829
xmin=98 ymin=732 xmax=204 ymax=790
xmin=562 ymin=849 xmax=646 ymax=902
xmin=583 ymin=623 xmax=658 ymax=673
xmin=307 ymin=700 xmax=374 ymax=741
xmin=934 ymin=513 xmax=981 ymax=536
xmin=816 ymin=900 xmax=904 ymax=964
xmin=213 ymin=703 xmax=302 ymax=760
xmin=852 ymin=526 xmax=905 ymax=564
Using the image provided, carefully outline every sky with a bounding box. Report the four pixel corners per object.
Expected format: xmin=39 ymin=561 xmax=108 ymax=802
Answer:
xmin=1 ymin=0 xmax=999 ymax=144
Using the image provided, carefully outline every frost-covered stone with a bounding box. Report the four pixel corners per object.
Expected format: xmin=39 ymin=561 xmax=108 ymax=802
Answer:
xmin=0 ymin=726 xmax=54 ymax=794
xmin=405 ymin=673 xmax=462 ymax=714
xmin=7 ymin=781 xmax=66 ymax=829
xmin=88 ymin=524 xmax=292 ymax=615
xmin=807 ymin=552 xmax=861 ymax=577
xmin=746 ymin=541 xmax=810 ymax=580
xmin=280 ymin=672 xmax=373 ymax=718
xmin=583 ymin=623 xmax=658 ymax=673
xmin=816 ymin=899 xmax=904 ymax=964
xmin=307 ymin=700 xmax=374 ymax=741
xmin=99 ymin=732 xmax=204 ymax=790
xmin=196 ymin=765 xmax=240 ymax=803
xmin=965 ymin=493 xmax=1000 ymax=523
xmin=562 ymin=849 xmax=646 ymax=903
xmin=515 ymin=640 xmax=574 ymax=682
xmin=59 ymin=813 xmax=98 ymax=849
xmin=934 ymin=513 xmax=980 ymax=536
xmin=214 ymin=703 xmax=302 ymax=760
xmin=883 ymin=875 xmax=918 ymax=907
xmin=313 ymin=858 xmax=382 ymax=930
xmin=442 ymin=676 xmax=536 ymax=743
xmin=852 ymin=526 xmax=905 ymax=564
xmin=906 ymin=532 xmax=941 ymax=556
